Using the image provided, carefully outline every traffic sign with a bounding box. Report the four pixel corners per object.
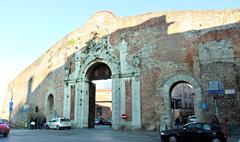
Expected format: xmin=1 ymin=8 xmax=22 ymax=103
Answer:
xmin=200 ymin=102 xmax=208 ymax=111
xmin=9 ymin=101 xmax=13 ymax=112
xmin=207 ymin=81 xmax=224 ymax=95
xmin=121 ymin=114 xmax=127 ymax=120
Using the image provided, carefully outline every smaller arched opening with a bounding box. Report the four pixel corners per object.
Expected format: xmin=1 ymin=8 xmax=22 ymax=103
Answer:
xmin=47 ymin=94 xmax=54 ymax=117
xmin=169 ymin=81 xmax=195 ymax=127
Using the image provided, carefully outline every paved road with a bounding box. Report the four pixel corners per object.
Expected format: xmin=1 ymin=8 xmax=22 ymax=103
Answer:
xmin=1 ymin=126 xmax=239 ymax=142
xmin=0 ymin=126 xmax=160 ymax=142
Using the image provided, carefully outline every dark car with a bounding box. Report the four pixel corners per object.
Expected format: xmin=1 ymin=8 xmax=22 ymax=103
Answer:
xmin=105 ymin=118 xmax=112 ymax=126
xmin=0 ymin=119 xmax=10 ymax=137
xmin=160 ymin=122 xmax=227 ymax=142
xmin=94 ymin=118 xmax=106 ymax=125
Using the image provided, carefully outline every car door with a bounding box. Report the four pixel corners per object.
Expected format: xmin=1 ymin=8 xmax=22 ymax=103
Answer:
xmin=49 ymin=118 xmax=57 ymax=129
xmin=182 ymin=123 xmax=202 ymax=142
xmin=194 ymin=123 xmax=206 ymax=142
xmin=188 ymin=123 xmax=211 ymax=142
xmin=200 ymin=123 xmax=213 ymax=141
xmin=179 ymin=124 xmax=195 ymax=142
xmin=48 ymin=119 xmax=54 ymax=129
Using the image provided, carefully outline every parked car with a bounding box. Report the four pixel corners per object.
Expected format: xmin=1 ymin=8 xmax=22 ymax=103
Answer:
xmin=160 ymin=122 xmax=227 ymax=142
xmin=94 ymin=118 xmax=108 ymax=125
xmin=46 ymin=118 xmax=71 ymax=130
xmin=105 ymin=118 xmax=112 ymax=126
xmin=0 ymin=119 xmax=10 ymax=137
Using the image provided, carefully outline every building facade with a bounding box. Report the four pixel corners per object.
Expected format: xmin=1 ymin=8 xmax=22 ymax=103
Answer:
xmin=95 ymin=89 xmax=112 ymax=120
xmin=1 ymin=10 xmax=240 ymax=131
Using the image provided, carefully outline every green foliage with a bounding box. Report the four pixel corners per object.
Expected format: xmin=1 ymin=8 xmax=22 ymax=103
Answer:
xmin=68 ymin=39 xmax=76 ymax=46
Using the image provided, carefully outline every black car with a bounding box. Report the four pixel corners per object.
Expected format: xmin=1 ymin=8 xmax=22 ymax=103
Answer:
xmin=160 ymin=122 xmax=227 ymax=142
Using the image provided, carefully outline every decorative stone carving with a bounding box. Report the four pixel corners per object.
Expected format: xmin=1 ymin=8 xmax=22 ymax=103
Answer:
xmin=64 ymin=66 xmax=69 ymax=77
xmin=85 ymin=32 xmax=109 ymax=56
xmin=133 ymin=56 xmax=141 ymax=67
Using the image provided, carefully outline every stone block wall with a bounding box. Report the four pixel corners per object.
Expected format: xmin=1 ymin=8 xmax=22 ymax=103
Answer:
xmin=2 ymin=10 xmax=240 ymax=130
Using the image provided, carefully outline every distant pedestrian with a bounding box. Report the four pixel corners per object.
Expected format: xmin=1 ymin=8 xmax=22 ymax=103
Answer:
xmin=183 ymin=115 xmax=188 ymax=125
xmin=24 ymin=121 xmax=28 ymax=129
xmin=175 ymin=117 xmax=181 ymax=128
xmin=222 ymin=118 xmax=230 ymax=137
xmin=30 ymin=120 xmax=35 ymax=130
xmin=43 ymin=118 xmax=46 ymax=129
xmin=211 ymin=115 xmax=221 ymax=130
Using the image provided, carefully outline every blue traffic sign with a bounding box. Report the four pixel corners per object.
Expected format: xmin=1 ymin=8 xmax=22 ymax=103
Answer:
xmin=207 ymin=81 xmax=224 ymax=95
xmin=200 ymin=102 xmax=208 ymax=111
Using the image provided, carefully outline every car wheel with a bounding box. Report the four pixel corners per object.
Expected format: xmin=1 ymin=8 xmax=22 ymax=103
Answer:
xmin=56 ymin=125 xmax=60 ymax=130
xmin=3 ymin=134 xmax=8 ymax=137
xmin=212 ymin=138 xmax=220 ymax=142
xmin=168 ymin=135 xmax=177 ymax=142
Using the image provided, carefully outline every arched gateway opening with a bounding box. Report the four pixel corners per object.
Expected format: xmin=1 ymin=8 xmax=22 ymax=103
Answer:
xmin=86 ymin=62 xmax=112 ymax=128
xmin=170 ymin=81 xmax=195 ymax=127
xmin=160 ymin=75 xmax=203 ymax=130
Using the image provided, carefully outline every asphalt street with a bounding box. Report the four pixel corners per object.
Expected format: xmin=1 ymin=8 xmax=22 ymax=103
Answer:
xmin=0 ymin=126 xmax=160 ymax=142
xmin=1 ymin=126 xmax=239 ymax=142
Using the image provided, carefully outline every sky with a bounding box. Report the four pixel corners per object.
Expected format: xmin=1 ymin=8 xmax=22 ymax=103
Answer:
xmin=0 ymin=0 xmax=239 ymax=111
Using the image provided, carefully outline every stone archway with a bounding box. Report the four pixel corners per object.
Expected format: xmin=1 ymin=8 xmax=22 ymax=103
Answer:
xmin=64 ymin=36 xmax=141 ymax=130
xmin=159 ymin=74 xmax=203 ymax=130
xmin=77 ymin=59 xmax=121 ymax=129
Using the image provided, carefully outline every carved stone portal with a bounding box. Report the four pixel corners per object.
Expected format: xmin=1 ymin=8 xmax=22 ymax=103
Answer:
xmin=85 ymin=32 xmax=109 ymax=56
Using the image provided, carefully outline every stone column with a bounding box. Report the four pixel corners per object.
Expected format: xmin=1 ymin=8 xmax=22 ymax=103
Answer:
xmin=63 ymin=83 xmax=71 ymax=118
xmin=159 ymin=86 xmax=171 ymax=131
xmin=112 ymin=77 xmax=121 ymax=129
xmin=80 ymin=80 xmax=89 ymax=128
xmin=75 ymin=80 xmax=84 ymax=128
xmin=194 ymin=87 xmax=203 ymax=122
xmin=132 ymin=76 xmax=141 ymax=129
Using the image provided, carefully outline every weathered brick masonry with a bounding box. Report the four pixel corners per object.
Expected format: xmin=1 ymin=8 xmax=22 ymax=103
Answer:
xmin=1 ymin=10 xmax=240 ymax=130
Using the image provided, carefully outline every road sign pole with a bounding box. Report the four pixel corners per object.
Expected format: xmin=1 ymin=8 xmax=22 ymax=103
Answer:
xmin=121 ymin=114 xmax=127 ymax=131
xmin=214 ymin=97 xmax=219 ymax=118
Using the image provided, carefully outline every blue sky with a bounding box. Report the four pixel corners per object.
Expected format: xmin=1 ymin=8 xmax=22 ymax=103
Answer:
xmin=0 ymin=0 xmax=239 ymax=108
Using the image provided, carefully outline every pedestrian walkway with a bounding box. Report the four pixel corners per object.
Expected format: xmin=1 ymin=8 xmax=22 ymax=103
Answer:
xmin=227 ymin=136 xmax=240 ymax=142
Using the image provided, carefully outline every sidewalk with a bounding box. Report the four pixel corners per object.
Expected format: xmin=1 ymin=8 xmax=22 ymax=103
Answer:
xmin=227 ymin=131 xmax=240 ymax=142
xmin=228 ymin=135 xmax=240 ymax=142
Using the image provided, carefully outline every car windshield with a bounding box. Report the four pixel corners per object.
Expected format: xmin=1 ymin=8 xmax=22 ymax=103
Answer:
xmin=203 ymin=124 xmax=211 ymax=130
xmin=185 ymin=123 xmax=202 ymax=130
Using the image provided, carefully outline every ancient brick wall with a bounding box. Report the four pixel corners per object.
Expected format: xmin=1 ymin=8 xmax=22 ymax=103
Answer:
xmin=2 ymin=10 xmax=240 ymax=130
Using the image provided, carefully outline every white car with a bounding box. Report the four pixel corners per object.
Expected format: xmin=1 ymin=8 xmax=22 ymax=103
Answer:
xmin=46 ymin=118 xmax=71 ymax=130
